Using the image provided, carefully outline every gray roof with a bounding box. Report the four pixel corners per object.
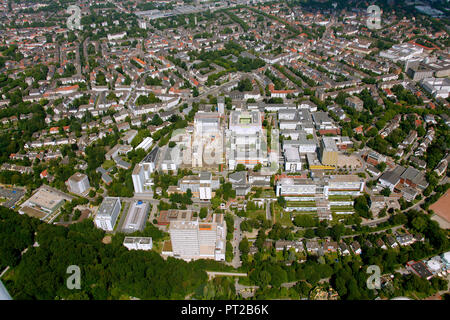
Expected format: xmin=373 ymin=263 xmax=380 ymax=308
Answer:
xmin=199 ymin=171 xmax=212 ymax=181
xmin=142 ymin=146 xmax=159 ymax=163
xmin=400 ymin=166 xmax=428 ymax=188
xmin=102 ymin=173 xmax=113 ymax=184
xmin=98 ymin=197 xmax=120 ymax=217
xmin=379 ymin=170 xmax=401 ymax=185
xmin=229 ymin=171 xmax=247 ymax=184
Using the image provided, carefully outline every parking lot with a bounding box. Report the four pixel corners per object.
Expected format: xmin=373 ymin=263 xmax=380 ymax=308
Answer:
xmin=0 ymin=186 xmax=25 ymax=209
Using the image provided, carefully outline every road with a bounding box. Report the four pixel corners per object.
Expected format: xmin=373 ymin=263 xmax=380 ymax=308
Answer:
xmin=230 ymin=215 xmax=243 ymax=268
xmin=206 ymin=271 xmax=247 ymax=280
xmin=265 ymin=200 xmax=272 ymax=221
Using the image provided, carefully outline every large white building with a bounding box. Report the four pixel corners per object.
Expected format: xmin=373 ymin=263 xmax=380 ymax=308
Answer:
xmin=67 ymin=172 xmax=90 ymax=195
xmin=284 ymin=147 xmax=302 ymax=172
xmin=95 ymin=197 xmax=121 ymax=231
xmin=121 ymin=200 xmax=149 ymax=233
xmin=178 ymin=172 xmax=220 ymax=200
xmin=123 ymin=237 xmax=153 ymax=250
xmin=421 ymin=78 xmax=450 ymax=98
xmin=379 ymin=43 xmax=424 ymax=63
xmin=276 ymin=175 xmax=365 ymax=198
xmin=276 ymin=177 xmax=317 ymax=197
xmin=132 ymin=147 xmax=159 ymax=194
xmin=135 ymin=136 xmax=153 ymax=151
xmin=169 ymin=214 xmax=226 ymax=262
xmin=226 ymin=110 xmax=268 ymax=169
xmin=192 ymin=112 xmax=223 ymax=168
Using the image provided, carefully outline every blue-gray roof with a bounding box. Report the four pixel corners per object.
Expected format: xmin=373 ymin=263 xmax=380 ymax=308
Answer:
xmin=0 ymin=280 xmax=12 ymax=300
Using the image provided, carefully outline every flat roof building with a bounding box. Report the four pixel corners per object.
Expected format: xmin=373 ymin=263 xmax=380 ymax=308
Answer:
xmin=121 ymin=200 xmax=149 ymax=233
xmin=319 ymin=137 xmax=338 ymax=166
xmin=95 ymin=197 xmax=121 ymax=231
xmin=168 ymin=213 xmax=226 ymax=262
xmin=123 ymin=237 xmax=153 ymax=251
xmin=67 ymin=172 xmax=90 ymax=195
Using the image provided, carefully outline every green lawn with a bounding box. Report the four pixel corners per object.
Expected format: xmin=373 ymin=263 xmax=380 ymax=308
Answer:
xmin=275 ymin=211 xmax=293 ymax=227
xmin=328 ymin=195 xmax=353 ymax=201
xmin=330 ymin=206 xmax=354 ymax=212
xmin=103 ymin=160 xmax=116 ymax=170
xmin=247 ymin=210 xmax=266 ymax=220
xmin=260 ymin=190 xmax=276 ymax=198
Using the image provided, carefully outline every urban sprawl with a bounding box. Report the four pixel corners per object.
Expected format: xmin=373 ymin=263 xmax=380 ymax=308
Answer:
xmin=0 ymin=0 xmax=449 ymax=301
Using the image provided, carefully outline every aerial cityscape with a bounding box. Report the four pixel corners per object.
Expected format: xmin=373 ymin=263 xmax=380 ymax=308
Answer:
xmin=0 ymin=0 xmax=449 ymax=303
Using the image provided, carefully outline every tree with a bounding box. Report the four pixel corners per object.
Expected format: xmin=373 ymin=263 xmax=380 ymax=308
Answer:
xmin=237 ymin=78 xmax=253 ymax=92
xmin=304 ymin=229 xmax=315 ymax=239
xmin=354 ymin=195 xmax=372 ymax=219
xmin=253 ymin=163 xmax=262 ymax=172
xmin=277 ymin=196 xmax=286 ymax=208
xmin=411 ymin=216 xmax=427 ymax=233
xmin=380 ymin=187 xmax=391 ymax=197
xmin=376 ymin=162 xmax=387 ymax=172
xmin=239 ymin=237 xmax=250 ymax=255
xmin=199 ymin=207 xmax=208 ymax=219
xmin=257 ymin=270 xmax=271 ymax=287
xmin=330 ymin=223 xmax=345 ymax=241
xmin=293 ymin=215 xmax=317 ymax=228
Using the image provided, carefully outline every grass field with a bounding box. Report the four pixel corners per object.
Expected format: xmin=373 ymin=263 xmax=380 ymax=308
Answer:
xmin=328 ymin=195 xmax=353 ymax=201
xmin=330 ymin=206 xmax=354 ymax=213
xmin=275 ymin=211 xmax=293 ymax=227
xmin=247 ymin=210 xmax=266 ymax=220
xmin=102 ymin=160 xmax=116 ymax=170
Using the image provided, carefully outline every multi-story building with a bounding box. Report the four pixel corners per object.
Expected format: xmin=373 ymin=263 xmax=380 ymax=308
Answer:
xmin=132 ymin=147 xmax=159 ymax=194
xmin=178 ymin=172 xmax=220 ymax=200
xmin=67 ymin=172 xmax=90 ymax=195
xmin=121 ymin=200 xmax=149 ymax=233
xmin=95 ymin=197 xmax=121 ymax=231
xmin=319 ymin=137 xmax=338 ymax=166
xmin=226 ymin=110 xmax=268 ymax=170
xmin=169 ymin=214 xmax=226 ymax=262
xmin=123 ymin=237 xmax=153 ymax=250
xmin=276 ymin=175 xmax=364 ymax=198
xmin=192 ymin=112 xmax=223 ymax=168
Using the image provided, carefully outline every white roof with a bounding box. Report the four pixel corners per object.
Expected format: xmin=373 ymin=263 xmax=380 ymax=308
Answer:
xmin=443 ymin=251 xmax=450 ymax=263
xmin=427 ymin=259 xmax=442 ymax=271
